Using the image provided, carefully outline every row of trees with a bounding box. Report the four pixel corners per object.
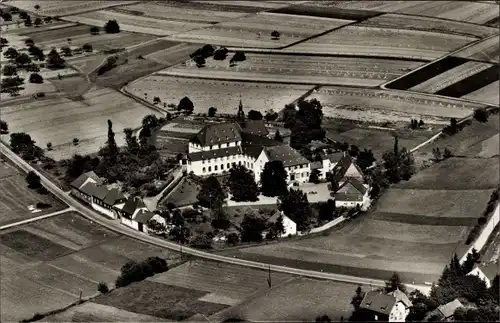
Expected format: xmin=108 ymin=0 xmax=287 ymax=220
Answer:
xmin=189 ymin=43 xmax=246 ymax=67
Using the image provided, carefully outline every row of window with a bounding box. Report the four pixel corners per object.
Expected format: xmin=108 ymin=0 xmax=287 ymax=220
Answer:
xmin=201 ymin=154 xmax=253 ymax=164
xmin=202 ymin=161 xmax=253 ymax=173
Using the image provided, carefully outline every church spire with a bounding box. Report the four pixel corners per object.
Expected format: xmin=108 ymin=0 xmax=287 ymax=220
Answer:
xmin=236 ymin=96 xmax=245 ymax=122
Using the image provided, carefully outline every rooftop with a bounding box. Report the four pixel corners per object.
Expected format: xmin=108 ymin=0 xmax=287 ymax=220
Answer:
xmin=191 ymin=123 xmax=242 ymax=146
xmin=264 ymin=144 xmax=310 ymax=167
xmin=238 ymin=119 xmax=269 ymax=136
xmin=188 ymin=146 xmax=242 ymax=162
xmin=70 ymin=171 xmax=102 ymax=189
xmin=437 ymin=299 xmax=463 ymax=319
xmin=475 ymin=262 xmax=499 ymax=280
xmin=360 ymin=291 xmax=397 ymax=316
xmin=121 ymin=196 xmax=147 ymax=216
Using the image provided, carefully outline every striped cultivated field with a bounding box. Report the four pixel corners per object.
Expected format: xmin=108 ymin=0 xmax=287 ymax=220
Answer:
xmin=159 ymin=53 xmax=424 ymax=87
xmin=462 ymin=80 xmax=500 ymax=106
xmin=284 ymin=25 xmax=476 ymax=60
xmin=453 ymin=35 xmax=500 ymax=63
xmin=6 ymin=0 xmax=138 ymax=16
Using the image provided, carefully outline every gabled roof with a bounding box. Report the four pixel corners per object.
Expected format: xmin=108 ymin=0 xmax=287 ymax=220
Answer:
xmin=103 ymin=188 xmax=126 ymax=206
xmin=311 ymin=161 xmax=323 ymax=170
xmin=92 ymin=185 xmax=110 ymax=201
xmin=475 ymin=262 xmax=499 ymax=280
xmin=191 ymin=123 xmax=242 ymax=146
xmin=268 ymin=211 xmax=293 ymax=224
xmin=134 ymin=209 xmax=155 ymax=224
xmin=264 ymin=145 xmax=309 ymax=167
xmin=437 ymin=299 xmax=463 ymax=318
xmin=70 ymin=171 xmax=102 ymax=189
xmin=387 ymin=289 xmax=412 ymax=308
xmin=188 ymin=146 xmax=242 ymax=162
xmin=360 ymin=291 xmax=397 ymax=316
xmin=238 ymin=120 xmax=269 ymax=136
xmin=121 ymin=197 xmax=147 ymax=216
xmin=336 ymin=177 xmax=367 ymax=195
xmin=241 ymin=132 xmax=281 ymax=158
xmin=79 ymin=182 xmax=100 ymax=197
xmin=334 ymin=154 xmax=364 ymax=178
xmin=326 ymin=151 xmax=344 ymax=163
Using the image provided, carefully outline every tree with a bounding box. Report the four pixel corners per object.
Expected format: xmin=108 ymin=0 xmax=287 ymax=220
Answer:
xmin=0 ymin=120 xmax=8 ymax=134
xmin=382 ymin=136 xmax=415 ymax=183
xmin=443 ymin=147 xmax=452 ymax=159
xmin=473 ymin=108 xmax=488 ymax=123
xmin=197 ymin=176 xmax=226 ymax=209
xmin=172 ymin=211 xmax=185 ymax=226
xmin=10 ymin=132 xmax=45 ymax=161
xmin=28 ymin=46 xmax=45 ymax=61
xmin=309 ymin=169 xmax=320 ymax=184
xmin=208 ymin=107 xmax=217 ymax=117
xmin=82 ymin=43 xmax=93 ymax=52
xmin=230 ymin=51 xmax=246 ymax=64
xmin=46 ymin=142 xmax=52 ymax=151
xmin=432 ymin=147 xmax=442 ymax=161
xmin=142 ymin=114 xmax=160 ymax=129
xmin=193 ymin=55 xmax=206 ymax=68
xmin=443 ymin=118 xmax=459 ymax=135
xmin=271 ymin=30 xmax=281 ymax=39
xmin=351 ymin=286 xmax=365 ymax=310
xmin=123 ymin=128 xmax=139 ymax=154
xmin=34 ymin=17 xmax=42 ymax=27
xmin=274 ymin=130 xmax=283 ymax=142
xmin=240 ymin=212 xmax=267 ymax=242
xmin=15 ymin=53 xmax=31 ymax=67
xmin=24 ymin=16 xmax=32 ymax=27
xmin=60 ymin=46 xmax=72 ymax=57
xmin=227 ymin=165 xmax=259 ymax=202
xmin=90 ymin=26 xmax=100 ymax=35
xmin=278 ymin=188 xmax=313 ymax=232
xmin=318 ymin=199 xmax=335 ymax=222
xmin=97 ymin=282 xmax=109 ymax=293
xmin=26 ymin=171 xmax=42 ymax=189
xmin=247 ymin=110 xmax=263 ymax=120
xmin=315 ymin=315 xmax=331 ymax=322
xmin=73 ymin=138 xmax=79 ymax=146
xmin=47 ymin=48 xmax=65 ymax=69
xmin=29 ymin=73 xmax=43 ymax=83
xmin=190 ymin=44 xmax=215 ymax=59
xmin=227 ymin=232 xmax=240 ymax=246
xmin=104 ymin=19 xmax=120 ymax=33
xmin=2 ymin=64 xmax=17 ymax=76
xmin=169 ymin=226 xmax=191 ymax=244
xmin=1 ymin=76 xmax=24 ymax=96
xmin=385 ymin=272 xmax=406 ymax=293
xmin=190 ymin=233 xmax=213 ymax=249
xmin=260 ymin=160 xmax=287 ymax=197
xmin=356 ymin=149 xmax=375 ymax=171
xmin=0 ymin=37 xmax=8 ymax=47
xmin=265 ymin=110 xmax=278 ymax=121
xmin=43 ymin=16 xmax=52 ymax=23
xmin=213 ymin=47 xmax=228 ymax=60
xmin=19 ymin=11 xmax=29 ymax=20
xmin=4 ymin=47 xmax=19 ymax=59
xmin=419 ymin=119 xmax=424 ymax=128
xmin=461 ymin=248 xmax=480 ymax=273
xmin=211 ymin=207 xmax=231 ymax=230
xmin=106 ymin=119 xmax=118 ymax=157
xmin=34 ymin=4 xmax=41 ymax=10
xmin=1 ymin=12 xmax=12 ymax=21
xmin=178 ymin=96 xmax=194 ymax=114
xmin=25 ymin=38 xmax=34 ymax=47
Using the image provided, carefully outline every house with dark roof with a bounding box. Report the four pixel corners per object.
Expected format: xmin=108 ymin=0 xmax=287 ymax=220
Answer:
xmin=90 ymin=187 xmax=126 ymax=219
xmin=467 ymin=262 xmax=499 ymax=288
xmin=332 ymin=154 xmax=365 ymax=186
xmin=428 ymin=299 xmax=464 ymax=321
xmin=263 ymin=211 xmax=297 ymax=238
xmin=334 ymin=177 xmax=370 ymax=209
xmin=359 ymin=289 xmax=412 ymax=322
xmin=70 ymin=171 xmax=103 ymax=202
xmin=114 ymin=196 xmax=155 ymax=232
xmin=254 ymin=144 xmax=311 ymax=184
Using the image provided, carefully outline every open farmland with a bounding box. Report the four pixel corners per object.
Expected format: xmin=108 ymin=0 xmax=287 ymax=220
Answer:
xmin=114 ymin=2 xmax=248 ymax=24
xmin=63 ymin=10 xmax=210 ymax=36
xmin=462 ymin=80 xmax=500 ymax=106
xmin=284 ymin=25 xmax=476 ymax=60
xmin=409 ymin=61 xmax=494 ymax=94
xmin=191 ymin=0 xmax=290 ymax=10
xmin=0 ymin=86 xmax=163 ymax=160
xmin=0 ymin=211 xmax=179 ymax=322
xmin=211 ymin=278 xmax=366 ymax=322
xmin=0 ymin=78 xmax=57 ymax=102
xmin=452 ymin=35 xmax=500 ymax=63
xmin=144 ymin=43 xmax=200 ymax=66
xmin=0 ymin=161 xmax=65 ymax=226
xmin=305 ymin=86 xmax=482 ymax=124
xmin=67 ymin=53 xmax=110 ymax=75
xmin=125 ymin=76 xmax=314 ymax=115
xmin=160 ymin=54 xmax=424 ymax=87
xmin=5 ymin=0 xmax=139 ymax=16
xmin=359 ymin=13 xmax=499 ymax=38
xmin=305 ymin=1 xmax=425 ymax=12
xmin=166 ymin=12 xmax=355 ymax=48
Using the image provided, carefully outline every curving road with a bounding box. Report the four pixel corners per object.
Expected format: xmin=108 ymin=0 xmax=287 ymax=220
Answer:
xmin=0 ymin=141 xmax=432 ymax=295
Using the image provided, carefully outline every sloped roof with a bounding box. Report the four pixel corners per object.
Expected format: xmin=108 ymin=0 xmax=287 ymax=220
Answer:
xmin=134 ymin=209 xmax=155 ymax=224
xmin=79 ymin=182 xmax=100 ymax=197
xmin=121 ymin=197 xmax=147 ymax=216
xmin=360 ymin=291 xmax=397 ymax=316
xmin=311 ymin=161 xmax=323 ymax=170
xmin=264 ymin=145 xmax=309 ymax=167
xmin=337 ymin=177 xmax=367 ymax=195
xmin=476 ymin=262 xmax=499 ymax=280
xmin=92 ymin=185 xmax=110 ymax=201
xmin=238 ymin=120 xmax=269 ymax=136
xmin=70 ymin=171 xmax=102 ymax=189
xmin=268 ymin=211 xmax=293 ymax=224
xmin=334 ymin=154 xmax=364 ymax=178
xmin=103 ymin=188 xmax=126 ymax=206
xmin=326 ymin=151 xmax=344 ymax=163
xmin=191 ymin=123 xmax=242 ymax=146
xmin=387 ymin=289 xmax=412 ymax=308
xmin=437 ymin=299 xmax=463 ymax=318
xmin=241 ymin=132 xmax=280 ymax=158
xmin=188 ymin=146 xmax=242 ymax=162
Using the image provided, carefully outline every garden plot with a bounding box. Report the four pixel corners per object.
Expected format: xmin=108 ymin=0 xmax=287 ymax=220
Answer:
xmin=161 ymin=54 xmax=424 ymax=87
xmin=6 ymin=0 xmax=138 ymax=16
xmin=115 ymin=2 xmax=248 ymax=24
xmin=165 ymin=12 xmax=355 ymax=48
xmin=462 ymin=80 xmax=500 ymax=106
xmin=64 ymin=10 xmax=209 ymax=36
xmin=0 ymin=78 xmax=57 ymax=102
xmin=452 ymin=35 xmax=499 ymax=63
xmin=125 ymin=76 xmax=314 ymax=115
xmin=306 ymin=86 xmax=480 ymax=123
xmin=0 ymin=87 xmax=163 ymax=160
xmin=360 ymin=13 xmax=498 ymax=38
xmin=396 ymin=1 xmax=499 ymax=24
xmin=0 ymin=168 xmax=65 ymax=226
xmin=25 ymin=24 xmax=93 ymax=44
xmin=285 ymin=25 xmax=476 ymax=60
xmin=409 ymin=61 xmax=494 ymax=94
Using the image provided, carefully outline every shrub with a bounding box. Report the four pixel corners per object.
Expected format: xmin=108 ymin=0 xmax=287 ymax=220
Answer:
xmin=97 ymin=282 xmax=109 ymax=293
xmin=115 ymin=257 xmax=168 ymax=288
xmin=466 ymin=225 xmax=481 ymax=245
xmin=104 ymin=20 xmax=120 ymax=33
xmin=82 ymin=43 xmax=93 ymax=52
xmin=36 ymin=202 xmax=51 ymax=209
xmin=473 ymin=108 xmax=489 ymax=123
xmin=29 ymin=73 xmax=43 ymax=83
xmin=90 ymin=26 xmax=100 ymax=34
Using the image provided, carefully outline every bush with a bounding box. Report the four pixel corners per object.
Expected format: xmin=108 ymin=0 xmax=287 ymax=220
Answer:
xmin=104 ymin=20 xmax=120 ymax=33
xmin=466 ymin=225 xmax=481 ymax=245
xmin=26 ymin=171 xmax=42 ymax=189
xmin=29 ymin=73 xmax=43 ymax=84
xmin=82 ymin=43 xmax=93 ymax=52
xmin=90 ymin=26 xmax=100 ymax=35
xmin=473 ymin=108 xmax=489 ymax=123
xmin=478 ymin=216 xmax=488 ymax=225
xmin=36 ymin=202 xmax=51 ymax=209
xmin=97 ymin=282 xmax=109 ymax=293
xmin=115 ymin=257 xmax=168 ymax=288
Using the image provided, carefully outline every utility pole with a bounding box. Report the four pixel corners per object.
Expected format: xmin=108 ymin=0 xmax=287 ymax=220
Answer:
xmin=267 ymin=264 xmax=272 ymax=288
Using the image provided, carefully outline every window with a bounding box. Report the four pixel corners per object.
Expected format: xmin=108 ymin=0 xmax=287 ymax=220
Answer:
xmin=251 ymin=163 xmax=253 ymax=168
xmin=215 ymin=165 xmax=218 ymax=171
xmin=227 ymin=163 xmax=230 ymax=168
xmin=202 ymin=160 xmax=205 ymax=164
xmin=239 ymin=161 xmax=242 ymax=165
xmin=202 ymin=167 xmax=206 ymax=173
xmin=221 ymin=164 xmax=224 ymax=170
xmin=210 ymin=145 xmax=213 ymax=150
xmin=208 ymin=166 xmax=211 ymax=172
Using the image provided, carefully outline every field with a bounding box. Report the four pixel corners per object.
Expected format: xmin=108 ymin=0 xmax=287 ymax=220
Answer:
xmin=409 ymin=61 xmax=494 ymax=93
xmin=67 ymin=53 xmax=109 ymax=75
xmin=165 ymin=12 xmax=355 ymax=48
xmin=452 ymin=35 xmax=500 ymax=63
xmin=160 ymin=53 xmax=425 ymax=87
xmin=63 ymin=10 xmax=210 ymax=36
xmin=434 ymin=65 xmax=499 ymax=98
xmin=462 ymin=80 xmax=500 ymax=106
xmin=144 ymin=43 xmax=200 ymax=66
xmin=0 ymin=86 xmax=163 ymax=160
xmin=6 ymin=0 xmax=138 ymax=16
xmin=0 ymin=211 xmax=180 ymax=322
xmin=125 ymin=76 xmax=314 ymax=114
xmin=284 ymin=25 xmax=476 ymax=60
xmin=0 ymin=78 xmax=57 ymax=102
xmin=0 ymin=161 xmax=65 ymax=226
xmin=211 ymin=278 xmax=366 ymax=322
xmin=359 ymin=13 xmax=499 ymax=38
xmin=305 ymin=86 xmax=482 ymax=124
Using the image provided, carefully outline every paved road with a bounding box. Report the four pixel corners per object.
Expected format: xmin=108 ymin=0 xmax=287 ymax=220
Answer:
xmin=0 ymin=207 xmax=74 ymax=230
xmin=0 ymin=141 xmax=432 ymax=295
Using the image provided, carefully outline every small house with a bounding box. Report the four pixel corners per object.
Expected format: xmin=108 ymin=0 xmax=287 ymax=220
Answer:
xmin=359 ymin=289 xmax=412 ymax=322
xmin=90 ymin=187 xmax=126 ymax=219
xmin=115 ymin=197 xmax=155 ymax=232
xmin=431 ymin=299 xmax=464 ymax=321
xmin=266 ymin=211 xmax=297 ymax=237
xmin=467 ymin=262 xmax=499 ymax=288
xmin=334 ymin=177 xmax=370 ymax=209
xmin=332 ymin=154 xmax=365 ymax=186
xmin=70 ymin=171 xmax=103 ymax=201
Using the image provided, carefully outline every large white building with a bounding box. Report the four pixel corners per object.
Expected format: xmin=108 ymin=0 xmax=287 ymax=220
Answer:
xmin=183 ymin=121 xmax=311 ymax=184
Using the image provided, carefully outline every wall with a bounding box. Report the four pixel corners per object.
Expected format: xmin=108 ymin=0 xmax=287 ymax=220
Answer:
xmin=282 ymin=216 xmax=297 ymax=237
xmin=91 ymin=203 xmax=115 ymax=219
xmin=460 ymin=204 xmax=500 ymax=264
xmin=336 ymin=200 xmax=363 ymax=208
xmin=120 ymin=217 xmax=139 ymax=231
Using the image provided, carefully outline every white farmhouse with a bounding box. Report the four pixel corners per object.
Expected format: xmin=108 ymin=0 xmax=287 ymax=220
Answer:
xmin=114 ymin=197 xmax=155 ymax=233
xmin=467 ymin=262 xmax=498 ymax=288
xmin=267 ymin=211 xmax=297 ymax=237
xmin=334 ymin=177 xmax=370 ymax=209
xmin=359 ymin=289 xmax=412 ymax=322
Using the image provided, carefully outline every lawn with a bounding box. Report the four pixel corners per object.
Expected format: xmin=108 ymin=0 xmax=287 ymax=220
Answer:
xmin=93 ymin=280 xmax=228 ymax=321
xmin=149 ymin=259 xmax=293 ymax=304
xmin=162 ymin=177 xmax=200 ymax=207
xmin=211 ymin=277 xmax=366 ymax=322
xmin=0 ymin=169 xmax=66 ymax=226
xmin=49 ymin=75 xmax=93 ymax=97
xmin=393 ymin=157 xmax=500 ymax=190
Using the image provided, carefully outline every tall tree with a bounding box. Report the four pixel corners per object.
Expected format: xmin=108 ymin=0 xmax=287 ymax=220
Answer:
xmin=385 ymin=272 xmax=407 ymax=293
xmin=274 ymin=130 xmax=283 ymax=142
xmin=260 ymin=160 xmax=287 ymax=197
xmin=106 ymin=119 xmax=118 ymax=157
xmin=46 ymin=48 xmax=65 ymax=69
xmin=197 ymin=176 xmax=226 ymax=209
xmin=227 ymin=165 xmax=259 ymax=202
xmin=278 ymin=188 xmax=313 ymax=232
xmin=123 ymin=127 xmax=139 ymax=154
xmin=240 ymin=212 xmax=267 ymax=242
xmin=351 ymin=286 xmax=365 ymax=310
